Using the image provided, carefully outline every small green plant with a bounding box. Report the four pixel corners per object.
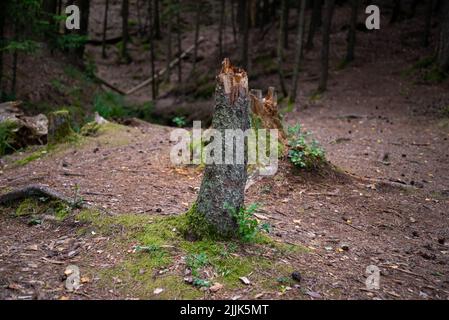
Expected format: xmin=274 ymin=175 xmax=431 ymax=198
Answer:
xmin=186 ymin=252 xmax=211 ymax=287
xmin=0 ymin=120 xmax=19 ymax=156
xmin=287 ymin=123 xmax=325 ymax=169
xmin=172 ymin=116 xmax=187 ymax=127
xmin=225 ymin=203 xmax=269 ymax=242
xmin=93 ymin=92 xmax=126 ymax=119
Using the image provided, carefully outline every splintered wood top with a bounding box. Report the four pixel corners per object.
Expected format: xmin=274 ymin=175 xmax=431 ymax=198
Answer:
xmin=218 ymin=58 xmax=248 ymax=99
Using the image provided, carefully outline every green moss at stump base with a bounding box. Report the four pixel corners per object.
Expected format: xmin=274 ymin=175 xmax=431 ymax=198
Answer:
xmin=48 ymin=110 xmax=76 ymax=144
xmin=183 ymin=203 xmax=231 ymax=240
xmin=75 ymin=209 xmax=306 ymax=299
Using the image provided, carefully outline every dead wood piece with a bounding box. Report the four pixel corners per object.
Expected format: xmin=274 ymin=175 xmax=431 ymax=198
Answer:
xmin=250 ymin=87 xmax=287 ymax=146
xmin=0 ymin=184 xmax=83 ymax=208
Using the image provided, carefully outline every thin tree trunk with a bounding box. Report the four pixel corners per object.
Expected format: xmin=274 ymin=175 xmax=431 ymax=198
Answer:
xmin=218 ymin=0 xmax=225 ymax=60
xmin=176 ymin=0 xmax=182 ymax=83
xmin=153 ymin=0 xmax=161 ymax=39
xmin=423 ymin=0 xmax=433 ymax=47
xmin=121 ymin=0 xmax=131 ymax=63
xmin=318 ymin=0 xmax=335 ymax=92
xmin=277 ymin=0 xmax=288 ymax=98
xmin=231 ymin=0 xmax=237 ymax=44
xmin=390 ymin=0 xmax=401 ymax=24
xmin=148 ymin=0 xmax=157 ymax=99
xmin=76 ymin=0 xmax=90 ymax=61
xmin=166 ymin=1 xmax=173 ymax=82
xmin=282 ymin=0 xmax=290 ymax=49
xmin=289 ymin=0 xmax=306 ymax=102
xmin=306 ymin=0 xmax=322 ymax=49
xmin=437 ymin=0 xmax=449 ymax=72
xmin=345 ymin=0 xmax=358 ymax=63
xmin=241 ymin=0 xmax=249 ymax=71
xmin=191 ymin=1 xmax=201 ymax=75
xmin=102 ymin=0 xmax=109 ymax=58
xmin=192 ymin=58 xmax=250 ymax=238
xmin=0 ymin=1 xmax=5 ymax=95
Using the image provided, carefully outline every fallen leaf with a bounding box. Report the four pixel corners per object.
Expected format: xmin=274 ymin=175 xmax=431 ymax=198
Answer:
xmin=80 ymin=276 xmax=90 ymax=283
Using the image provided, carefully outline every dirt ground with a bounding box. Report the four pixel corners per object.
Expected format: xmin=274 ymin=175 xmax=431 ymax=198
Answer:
xmin=1 ymin=1 xmax=449 ymax=300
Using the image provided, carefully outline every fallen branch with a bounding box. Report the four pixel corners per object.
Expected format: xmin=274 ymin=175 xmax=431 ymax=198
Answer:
xmin=93 ymin=75 xmax=127 ymax=95
xmin=125 ymin=37 xmax=205 ymax=95
xmin=0 ymin=184 xmax=85 ymax=208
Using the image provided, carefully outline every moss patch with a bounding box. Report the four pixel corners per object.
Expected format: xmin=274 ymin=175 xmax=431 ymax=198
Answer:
xmin=9 ymin=197 xmax=72 ymax=222
xmin=76 ymin=209 xmax=307 ymax=299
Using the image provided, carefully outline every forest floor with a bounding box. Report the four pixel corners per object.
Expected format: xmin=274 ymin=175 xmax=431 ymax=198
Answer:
xmin=1 ymin=2 xmax=449 ymax=300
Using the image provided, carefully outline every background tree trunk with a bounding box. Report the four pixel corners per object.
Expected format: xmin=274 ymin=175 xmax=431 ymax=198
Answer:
xmin=390 ymin=0 xmax=402 ymax=24
xmin=191 ymin=1 xmax=201 ymax=75
xmin=102 ymin=0 xmax=109 ymax=58
xmin=218 ymin=0 xmax=225 ymax=61
xmin=153 ymin=0 xmax=161 ymax=39
xmin=318 ymin=0 xmax=335 ymax=92
xmin=306 ymin=0 xmax=322 ymax=49
xmin=282 ymin=0 xmax=290 ymax=49
xmin=194 ymin=59 xmax=250 ymax=238
xmin=290 ymin=0 xmax=306 ymax=102
xmin=148 ymin=0 xmax=157 ymax=99
xmin=165 ymin=1 xmax=173 ymax=82
xmin=422 ymin=0 xmax=433 ymax=47
xmin=345 ymin=0 xmax=358 ymax=63
xmin=241 ymin=0 xmax=250 ymax=71
xmin=0 ymin=1 xmax=5 ymax=96
xmin=76 ymin=0 xmax=90 ymax=61
xmin=121 ymin=0 xmax=131 ymax=63
xmin=277 ymin=0 xmax=288 ymax=98
xmin=176 ymin=0 xmax=182 ymax=83
xmin=437 ymin=0 xmax=449 ymax=72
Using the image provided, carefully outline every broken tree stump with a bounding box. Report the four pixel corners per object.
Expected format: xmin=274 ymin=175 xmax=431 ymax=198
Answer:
xmin=48 ymin=110 xmax=74 ymax=144
xmin=190 ymin=58 xmax=250 ymax=238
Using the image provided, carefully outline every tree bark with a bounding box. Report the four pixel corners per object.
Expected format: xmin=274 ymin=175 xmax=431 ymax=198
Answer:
xmin=102 ymin=0 xmax=110 ymax=58
xmin=289 ymin=0 xmax=306 ymax=102
xmin=277 ymin=0 xmax=288 ymax=98
xmin=318 ymin=0 xmax=335 ymax=92
xmin=437 ymin=0 xmax=449 ymax=72
xmin=121 ymin=0 xmax=131 ymax=63
xmin=345 ymin=0 xmax=358 ymax=63
xmin=193 ymin=58 xmax=250 ymax=238
xmin=306 ymin=0 xmax=322 ymax=49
